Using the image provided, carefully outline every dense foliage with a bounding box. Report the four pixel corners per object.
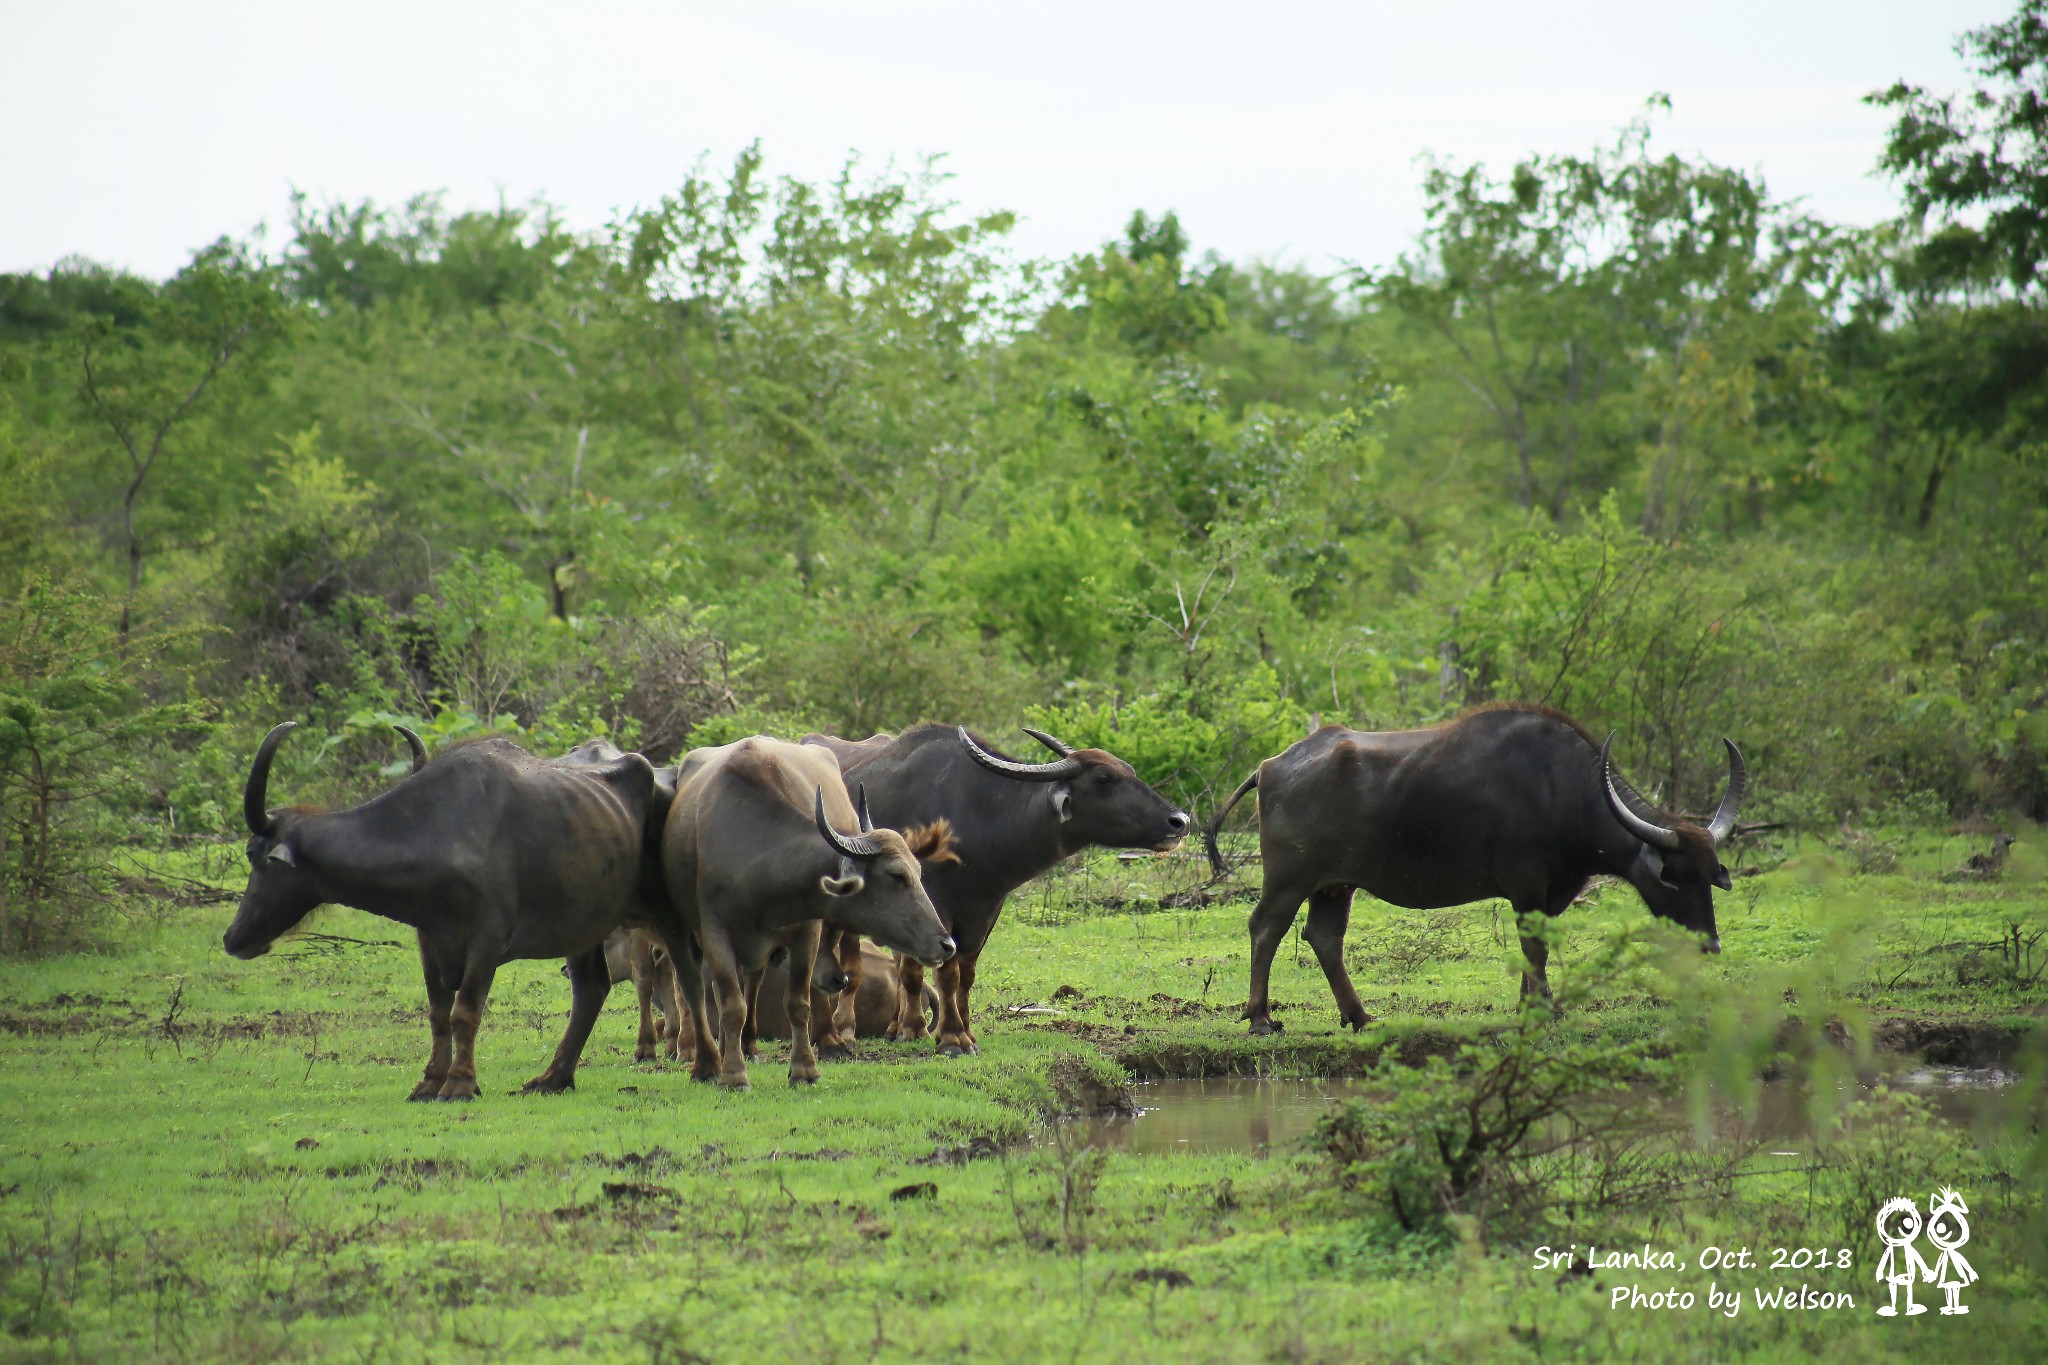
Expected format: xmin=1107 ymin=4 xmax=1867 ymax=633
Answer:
xmin=3 ymin=6 xmax=2045 ymax=946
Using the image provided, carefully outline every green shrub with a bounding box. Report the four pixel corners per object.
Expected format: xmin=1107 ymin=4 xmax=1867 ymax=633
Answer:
xmin=0 ymin=575 xmax=209 ymax=952
xmin=1026 ymin=661 xmax=1312 ymax=812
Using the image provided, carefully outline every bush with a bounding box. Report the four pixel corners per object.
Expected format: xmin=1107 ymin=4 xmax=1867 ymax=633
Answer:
xmin=0 ymin=576 xmax=209 ymax=952
xmin=1313 ymin=927 xmax=1672 ymax=1241
xmin=1024 ymin=661 xmax=1312 ymax=811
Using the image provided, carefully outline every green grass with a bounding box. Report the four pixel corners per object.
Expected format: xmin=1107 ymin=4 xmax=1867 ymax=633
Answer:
xmin=2 ymin=840 xmax=2044 ymax=1362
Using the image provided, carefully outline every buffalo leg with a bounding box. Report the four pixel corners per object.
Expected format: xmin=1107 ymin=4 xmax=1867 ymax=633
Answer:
xmin=668 ymin=935 xmax=720 ymax=1083
xmin=655 ymin=946 xmax=693 ymax=1057
xmin=784 ymin=922 xmax=824 ymax=1086
xmin=817 ymin=930 xmax=862 ymax=1059
xmin=740 ymin=967 xmax=765 ymax=1061
xmin=523 ymin=944 xmax=611 ymax=1094
xmin=956 ymin=951 xmax=982 ymax=1051
xmin=934 ymin=953 xmax=979 ymax=1057
xmin=438 ymin=959 xmax=499 ymax=1101
xmin=1245 ymin=882 xmax=1311 ymax=1034
xmin=698 ymin=932 xmax=752 ymax=1089
xmin=890 ymin=955 xmax=930 ymax=1042
xmin=1517 ymin=911 xmax=1554 ymax=1004
xmin=409 ymin=934 xmax=456 ymax=1101
xmin=629 ymin=932 xmax=661 ymax=1062
xmin=1303 ymin=886 xmax=1372 ymax=1030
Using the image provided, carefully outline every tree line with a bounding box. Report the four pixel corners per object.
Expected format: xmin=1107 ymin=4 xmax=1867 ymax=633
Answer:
xmin=2 ymin=4 xmax=2043 ymax=951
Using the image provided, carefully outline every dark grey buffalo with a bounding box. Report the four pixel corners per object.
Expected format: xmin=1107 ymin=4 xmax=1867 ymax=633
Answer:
xmin=223 ymin=723 xmax=686 ymax=1099
xmin=802 ymin=725 xmax=1191 ymax=1055
xmin=1203 ymin=703 xmax=1747 ymax=1033
xmin=659 ymin=736 xmax=957 ymax=1088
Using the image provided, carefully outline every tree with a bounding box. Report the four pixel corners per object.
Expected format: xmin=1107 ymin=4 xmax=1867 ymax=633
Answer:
xmin=72 ymin=242 xmax=286 ymax=644
xmin=1360 ymin=107 xmax=1825 ymax=528
xmin=1060 ymin=210 xmax=1227 ymax=357
xmin=0 ymin=575 xmax=207 ymax=953
xmin=1871 ymin=0 xmax=2048 ymax=298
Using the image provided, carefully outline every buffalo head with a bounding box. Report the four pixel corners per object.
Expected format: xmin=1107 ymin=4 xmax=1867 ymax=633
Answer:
xmin=1599 ymin=734 xmax=1747 ymax=953
xmin=223 ymin=722 xmax=423 ymax=960
xmin=813 ymin=787 xmax=957 ymax=968
xmin=223 ymin=722 xmax=325 ymax=959
xmin=957 ymin=727 xmax=1191 ymax=852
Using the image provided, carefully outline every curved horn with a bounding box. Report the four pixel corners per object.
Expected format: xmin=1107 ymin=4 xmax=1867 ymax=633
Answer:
xmin=1021 ymin=727 xmax=1076 ymax=758
xmin=1600 ymin=733 xmax=1681 ymax=851
xmin=244 ymin=721 xmax=297 ymax=836
xmin=957 ymin=726 xmax=1084 ymax=783
xmin=393 ymin=725 xmax=428 ymax=775
xmin=815 ymin=787 xmax=886 ymax=861
xmin=1705 ymin=738 xmax=1748 ymax=845
xmin=856 ymin=783 xmax=875 ymax=833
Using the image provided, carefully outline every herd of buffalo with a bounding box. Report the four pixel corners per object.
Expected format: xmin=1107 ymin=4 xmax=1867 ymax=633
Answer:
xmin=220 ymin=703 xmax=1747 ymax=1095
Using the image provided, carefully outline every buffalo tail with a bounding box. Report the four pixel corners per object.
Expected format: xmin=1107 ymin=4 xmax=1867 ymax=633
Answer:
xmin=1204 ymin=771 xmax=1260 ymax=877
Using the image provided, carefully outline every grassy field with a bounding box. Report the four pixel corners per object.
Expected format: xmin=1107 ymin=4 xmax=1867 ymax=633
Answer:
xmin=2 ymin=834 xmax=2044 ymax=1363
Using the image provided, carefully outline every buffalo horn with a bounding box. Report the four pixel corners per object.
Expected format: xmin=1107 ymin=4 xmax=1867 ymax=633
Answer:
xmin=958 ymin=727 xmax=1084 ymax=782
xmin=1022 ymin=727 xmax=1077 ymax=758
xmin=814 ymin=787 xmax=886 ymax=861
xmin=856 ymin=783 xmax=875 ymax=833
xmin=1600 ymin=733 xmax=1682 ymax=851
xmin=1705 ymin=739 xmax=1749 ymax=845
xmin=394 ymin=725 xmax=428 ymax=775
xmin=244 ymin=721 xmax=297 ymax=836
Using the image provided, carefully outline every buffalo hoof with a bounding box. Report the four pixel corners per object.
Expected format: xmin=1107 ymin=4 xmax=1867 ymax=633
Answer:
xmin=521 ymin=1073 xmax=573 ymax=1095
xmin=407 ymin=1077 xmax=446 ymax=1102
xmin=718 ymin=1075 xmax=752 ymax=1092
xmin=1342 ymin=1013 xmax=1373 ymax=1032
xmin=817 ymin=1043 xmax=854 ymax=1062
xmin=1248 ymin=1019 xmax=1283 ymax=1036
xmin=788 ymin=1067 xmax=820 ymax=1087
xmin=633 ymin=1045 xmax=658 ymax=1063
xmin=436 ymin=1077 xmax=480 ymax=1101
xmin=938 ymin=1042 xmax=979 ymax=1058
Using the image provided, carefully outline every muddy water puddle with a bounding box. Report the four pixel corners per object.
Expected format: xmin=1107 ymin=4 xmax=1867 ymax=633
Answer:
xmin=1051 ymin=1067 xmax=2023 ymax=1158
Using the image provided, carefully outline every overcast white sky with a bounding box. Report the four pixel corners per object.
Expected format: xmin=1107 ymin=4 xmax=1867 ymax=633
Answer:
xmin=0 ymin=1 xmax=2007 ymax=280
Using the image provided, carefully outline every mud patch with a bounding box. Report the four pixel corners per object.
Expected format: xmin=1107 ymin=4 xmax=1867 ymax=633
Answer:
xmin=1116 ymin=1026 xmax=1463 ymax=1081
xmin=587 ymin=1146 xmax=682 ymax=1173
xmin=1046 ymin=1052 xmax=1135 ymax=1116
xmin=913 ymin=1136 xmax=1005 ymax=1167
xmin=1871 ymin=1017 xmax=2034 ymax=1066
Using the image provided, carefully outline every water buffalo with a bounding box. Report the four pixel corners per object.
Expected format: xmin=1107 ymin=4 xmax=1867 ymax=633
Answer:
xmin=659 ymin=736 xmax=957 ymax=1088
xmin=223 ymin=723 xmax=686 ymax=1099
xmin=1203 ymin=703 xmax=1747 ymax=1032
xmin=753 ymin=942 xmax=940 ymax=1042
xmin=802 ymin=724 xmax=1191 ymax=1056
xmin=594 ymin=925 xmax=854 ymax=1060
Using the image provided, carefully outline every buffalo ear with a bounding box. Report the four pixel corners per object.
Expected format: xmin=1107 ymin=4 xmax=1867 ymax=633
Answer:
xmin=266 ymin=843 xmax=298 ymax=868
xmin=1051 ymin=785 xmax=1074 ymax=823
xmin=819 ymin=874 xmax=866 ymax=898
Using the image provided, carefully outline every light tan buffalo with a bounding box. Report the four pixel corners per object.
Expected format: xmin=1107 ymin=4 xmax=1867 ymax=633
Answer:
xmin=658 ymin=737 xmax=956 ymax=1088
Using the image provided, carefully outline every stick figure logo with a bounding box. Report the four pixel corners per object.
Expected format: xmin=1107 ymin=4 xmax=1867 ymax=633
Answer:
xmin=1874 ymin=1196 xmax=1933 ymax=1317
xmin=1925 ymin=1186 xmax=1976 ymax=1315
xmin=1875 ymin=1188 xmax=1975 ymax=1318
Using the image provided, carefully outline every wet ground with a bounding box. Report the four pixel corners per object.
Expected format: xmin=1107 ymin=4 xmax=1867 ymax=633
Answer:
xmin=1051 ymin=1067 xmax=2024 ymax=1157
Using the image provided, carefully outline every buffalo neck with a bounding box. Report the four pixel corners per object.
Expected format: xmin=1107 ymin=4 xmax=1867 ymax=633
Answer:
xmin=845 ymin=739 xmax=1069 ymax=898
xmin=921 ymin=757 xmax=1071 ymax=898
xmin=290 ymin=800 xmax=448 ymax=929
